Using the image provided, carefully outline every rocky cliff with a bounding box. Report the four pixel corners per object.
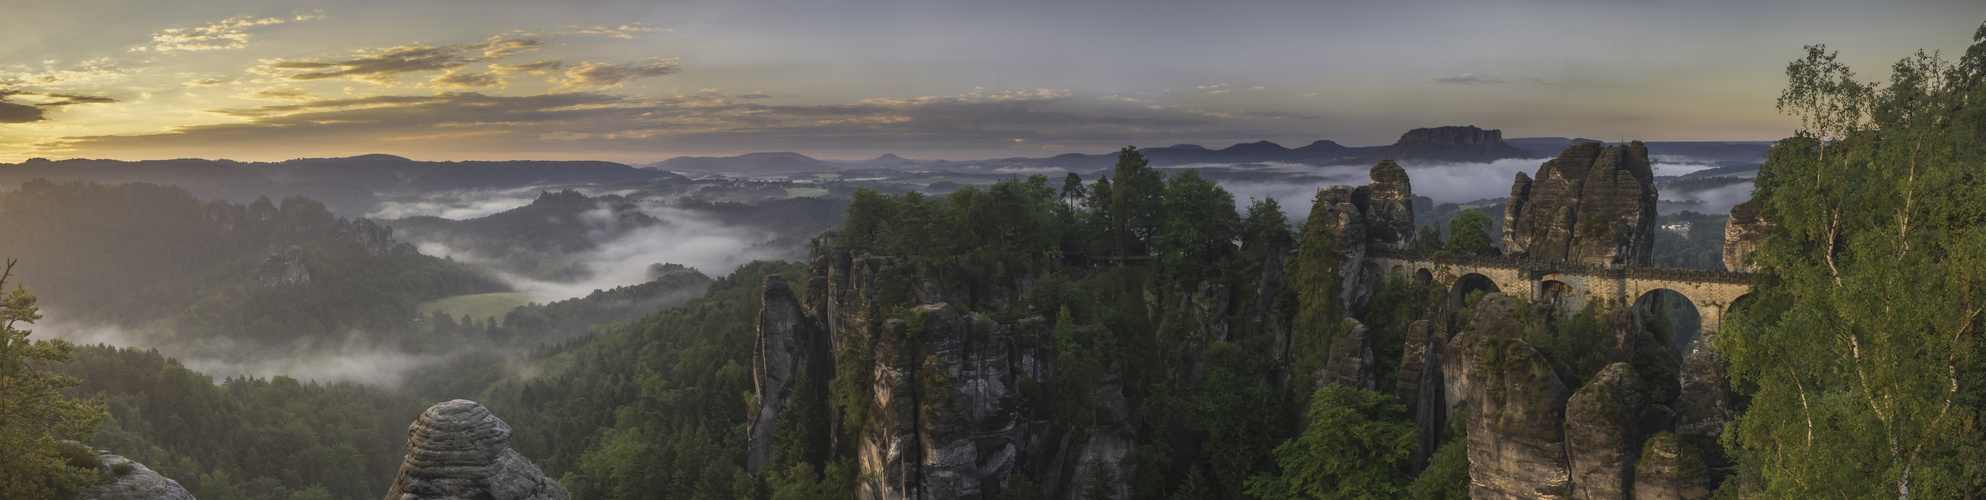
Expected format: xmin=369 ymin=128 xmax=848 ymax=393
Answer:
xmin=75 ymin=452 xmax=194 ymax=500
xmin=748 ymin=275 xmax=831 ymax=474
xmin=1347 ymin=126 xmax=1539 ymax=164
xmin=258 ymin=244 xmax=312 ymax=287
xmin=383 ymin=400 xmax=569 ymax=500
xmin=1502 ymin=141 xmax=1659 ymax=267
xmin=1722 ymin=198 xmax=1768 ymax=272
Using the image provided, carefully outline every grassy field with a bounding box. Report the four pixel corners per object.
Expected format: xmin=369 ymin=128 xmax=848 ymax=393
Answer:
xmin=786 ymin=187 xmax=831 ymax=198
xmin=418 ymin=292 xmax=534 ymax=321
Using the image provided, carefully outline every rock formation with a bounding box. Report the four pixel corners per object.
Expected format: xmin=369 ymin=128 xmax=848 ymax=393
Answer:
xmin=258 ymin=245 xmax=311 ymax=287
xmin=748 ymin=275 xmax=830 ymax=474
xmin=1322 ymin=319 xmax=1377 ymax=390
xmin=1309 ymin=185 xmax=1371 ymax=316
xmin=1564 ymin=363 xmax=1648 ymax=500
xmin=1468 ymin=335 xmax=1574 ymax=500
xmin=75 ymin=452 xmax=194 ymax=500
xmin=1360 ymin=160 xmax=1417 ymax=251
xmin=1502 ymin=142 xmax=1659 ymax=267
xmin=1722 ymin=198 xmax=1768 ymax=272
xmin=1632 ymin=433 xmax=1712 ymax=500
xmin=344 ymin=217 xmax=418 ymax=257
xmin=1347 ymin=126 xmax=1539 ymax=164
xmin=383 ymin=400 xmax=569 ymax=500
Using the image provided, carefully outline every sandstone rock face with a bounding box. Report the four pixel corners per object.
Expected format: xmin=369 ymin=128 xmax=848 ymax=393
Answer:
xmin=1467 ymin=336 xmax=1573 ymax=500
xmin=1395 ymin=319 xmax=1434 ymax=412
xmin=1350 ymin=126 xmax=1538 ymax=164
xmin=258 ymin=244 xmax=311 ymax=287
xmin=1632 ymin=432 xmax=1711 ymax=500
xmin=1362 ymin=160 xmax=1416 ymax=251
xmin=749 ymin=274 xmax=829 ymax=474
xmin=1322 ymin=319 xmax=1377 ymax=390
xmin=75 ymin=453 xmax=194 ymax=500
xmin=1722 ymin=198 xmax=1768 ymax=272
xmin=1502 ymin=142 xmax=1658 ymax=267
xmin=384 ymin=400 xmax=569 ymax=500
xmin=1565 ymin=363 xmax=1647 ymax=500
xmin=1674 ymin=349 xmax=1734 ymax=438
xmin=1310 ymin=185 xmax=1370 ymax=317
xmin=1442 ymin=293 xmax=1525 ymax=412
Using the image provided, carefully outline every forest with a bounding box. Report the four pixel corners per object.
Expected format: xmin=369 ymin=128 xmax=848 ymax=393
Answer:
xmin=1 ymin=21 xmax=1982 ymax=500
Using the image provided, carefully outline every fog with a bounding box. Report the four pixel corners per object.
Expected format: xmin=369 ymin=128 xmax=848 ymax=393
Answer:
xmin=35 ymin=314 xmax=463 ymax=388
xmin=366 ymin=188 xmax=543 ymax=220
xmin=1195 ymin=158 xmax=1748 ymax=220
xmin=398 ymin=194 xmax=799 ymax=303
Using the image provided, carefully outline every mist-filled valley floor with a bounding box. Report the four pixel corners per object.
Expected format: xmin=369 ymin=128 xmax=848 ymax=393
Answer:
xmin=0 ymin=133 xmax=1771 ymax=499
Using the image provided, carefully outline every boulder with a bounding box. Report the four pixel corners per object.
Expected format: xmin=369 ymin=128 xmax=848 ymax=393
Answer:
xmin=1501 ymin=142 xmax=1658 ymax=267
xmin=75 ymin=452 xmax=194 ymax=500
xmin=383 ymin=400 xmax=569 ymax=500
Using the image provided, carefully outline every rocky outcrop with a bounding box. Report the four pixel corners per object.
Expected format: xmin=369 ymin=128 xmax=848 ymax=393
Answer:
xmin=1442 ymin=293 xmax=1525 ymax=412
xmin=1398 ymin=320 xmax=1446 ymax=472
xmin=749 ymin=275 xmax=830 ymax=474
xmin=1467 ymin=336 xmax=1573 ymax=500
xmin=1310 ymin=185 xmax=1370 ymax=317
xmin=1501 ymin=142 xmax=1659 ymax=267
xmin=1722 ymin=198 xmax=1768 ymax=271
xmin=1322 ymin=319 xmax=1377 ymax=390
xmin=1632 ymin=432 xmax=1711 ymax=500
xmin=1361 ymin=160 xmax=1417 ymax=251
xmin=1565 ymin=363 xmax=1647 ymax=500
xmin=1348 ymin=126 xmax=1539 ymax=164
xmin=75 ymin=452 xmax=194 ymax=500
xmin=383 ymin=400 xmax=569 ymax=500
xmin=1674 ymin=349 xmax=1734 ymax=438
xmin=258 ymin=245 xmax=311 ymax=287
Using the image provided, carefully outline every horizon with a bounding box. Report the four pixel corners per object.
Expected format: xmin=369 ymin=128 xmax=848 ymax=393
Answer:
xmin=4 ymin=0 xmax=1977 ymax=163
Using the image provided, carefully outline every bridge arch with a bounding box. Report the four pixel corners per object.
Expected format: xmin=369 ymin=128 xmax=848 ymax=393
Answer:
xmin=1413 ymin=267 xmax=1433 ymax=285
xmin=1635 ymin=289 xmax=1703 ymax=354
xmin=1450 ymin=273 xmax=1502 ymax=312
xmin=1538 ymin=280 xmax=1576 ymax=311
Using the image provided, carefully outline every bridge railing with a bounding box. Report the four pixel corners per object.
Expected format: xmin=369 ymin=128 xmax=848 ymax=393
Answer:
xmin=1366 ymin=249 xmax=1754 ymax=284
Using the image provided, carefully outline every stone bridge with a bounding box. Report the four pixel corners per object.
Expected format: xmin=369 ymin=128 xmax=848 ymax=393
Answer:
xmin=1364 ymin=249 xmax=1755 ymax=338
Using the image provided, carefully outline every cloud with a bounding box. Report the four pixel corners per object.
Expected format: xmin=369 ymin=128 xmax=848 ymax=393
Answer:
xmin=0 ymin=58 xmax=123 ymax=86
xmin=247 ymin=88 xmax=314 ymax=100
xmin=34 ymin=87 xmax=1254 ymax=156
xmin=0 ymin=90 xmax=118 ymax=123
xmin=554 ymin=59 xmax=680 ymax=88
xmin=491 ymin=60 xmax=564 ymax=75
xmin=561 ymin=24 xmax=663 ymax=39
xmin=186 ymin=78 xmax=227 ymax=86
xmin=255 ymin=37 xmax=542 ymax=84
xmin=132 ymin=13 xmax=324 ymax=52
xmin=429 ymin=70 xmax=504 ymax=88
xmin=1424 ymin=73 xmax=1505 ymax=85
xmin=0 ymin=100 xmax=45 ymax=123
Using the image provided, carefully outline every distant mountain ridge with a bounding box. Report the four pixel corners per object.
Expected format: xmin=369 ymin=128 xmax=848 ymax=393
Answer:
xmin=1338 ymin=125 xmax=1539 ymax=164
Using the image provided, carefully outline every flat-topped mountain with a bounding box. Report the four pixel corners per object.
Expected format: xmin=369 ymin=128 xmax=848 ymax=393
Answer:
xmin=1340 ymin=125 xmax=1539 ymax=164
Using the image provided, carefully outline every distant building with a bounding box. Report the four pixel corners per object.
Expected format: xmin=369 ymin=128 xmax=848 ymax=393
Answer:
xmin=1661 ymin=221 xmax=1692 ymax=233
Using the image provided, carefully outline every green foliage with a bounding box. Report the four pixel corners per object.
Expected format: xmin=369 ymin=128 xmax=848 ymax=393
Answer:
xmin=1651 ymin=212 xmax=1729 ymax=269
xmin=1403 ymin=438 xmax=1470 ymax=500
xmin=55 ymin=344 xmax=419 ymax=500
xmin=1521 ymin=303 xmax=1618 ymax=385
xmin=467 ymin=261 xmax=807 ymax=500
xmin=1414 ymin=224 xmax=1444 ymax=252
xmin=1289 ymin=190 xmax=1348 ymax=378
xmin=1111 ymin=146 xmax=1167 ymax=257
xmin=1244 ymin=384 xmax=1416 ymax=500
xmin=1719 ymin=27 xmax=1986 ymax=498
xmin=1156 ymin=169 xmax=1240 ymax=286
xmin=1186 ymin=342 xmax=1282 ymax=497
xmin=0 ymin=264 xmax=107 ymax=498
xmin=1442 ymin=210 xmax=1496 ymax=256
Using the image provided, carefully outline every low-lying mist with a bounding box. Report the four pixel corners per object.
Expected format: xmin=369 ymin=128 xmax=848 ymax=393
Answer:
xmin=1194 ymin=158 xmax=1749 ymax=220
xmin=35 ymin=314 xmax=472 ymax=388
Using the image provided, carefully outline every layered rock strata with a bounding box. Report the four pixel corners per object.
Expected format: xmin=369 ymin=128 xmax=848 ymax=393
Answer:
xmin=1502 ymin=142 xmax=1658 ymax=267
xmin=383 ymin=400 xmax=569 ymax=500
xmin=1722 ymin=198 xmax=1768 ymax=272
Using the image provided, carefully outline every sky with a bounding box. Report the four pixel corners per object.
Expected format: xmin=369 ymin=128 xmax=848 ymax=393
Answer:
xmin=1 ymin=0 xmax=1980 ymax=163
